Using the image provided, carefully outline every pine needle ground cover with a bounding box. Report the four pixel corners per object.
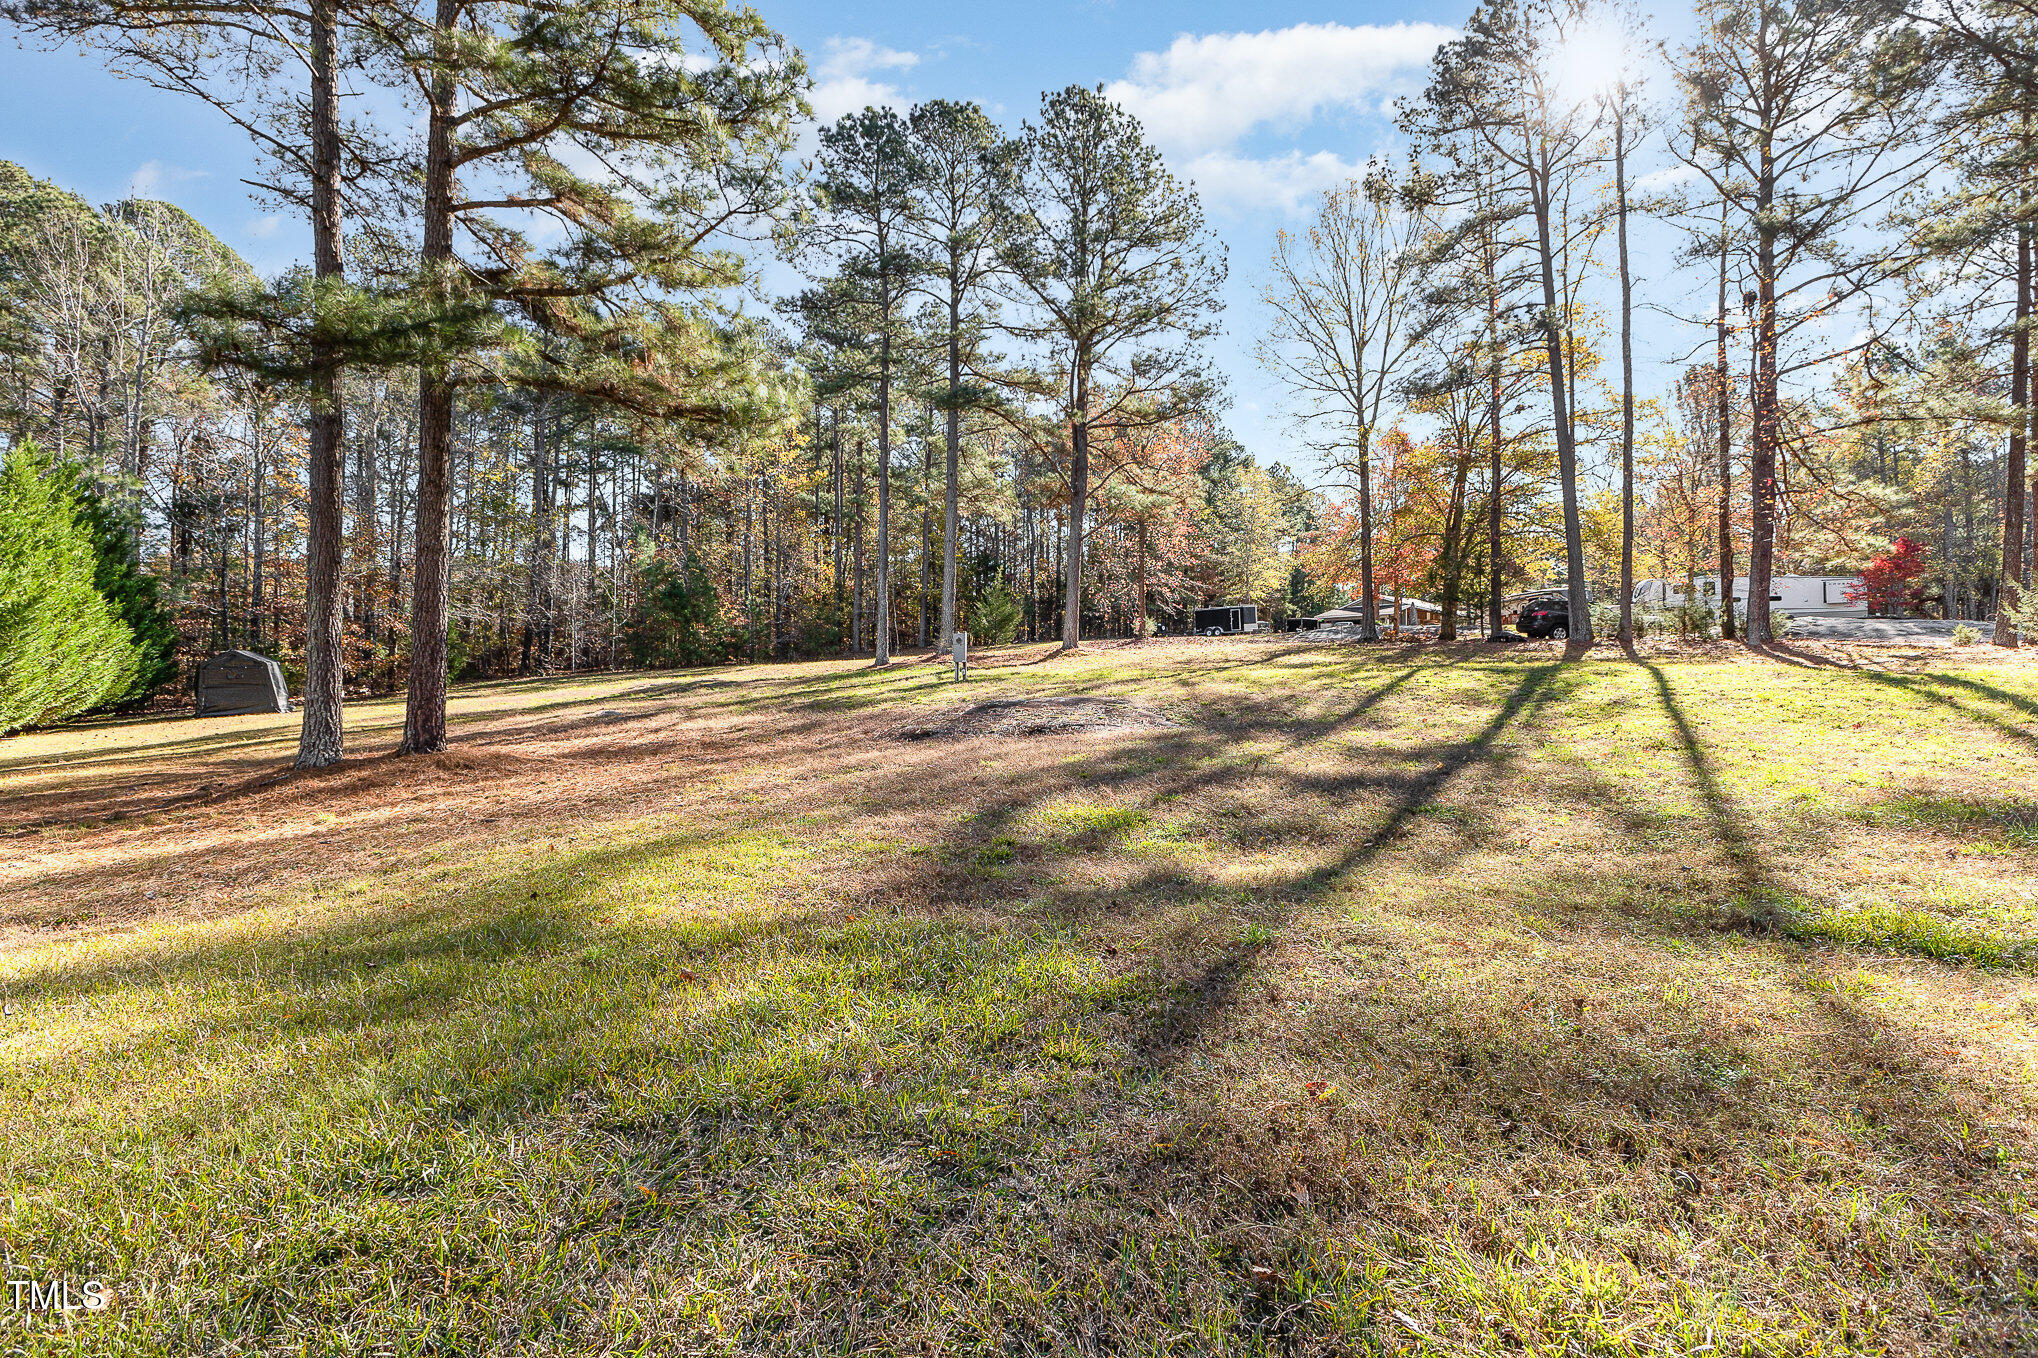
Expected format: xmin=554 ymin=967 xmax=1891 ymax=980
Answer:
xmin=2 ymin=638 xmax=2035 ymax=1356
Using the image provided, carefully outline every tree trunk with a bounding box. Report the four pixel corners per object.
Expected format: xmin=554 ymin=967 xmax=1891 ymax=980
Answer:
xmin=940 ymin=284 xmax=962 ymax=648
xmin=1062 ymin=415 xmax=1087 ymax=651
xmin=519 ymin=395 xmax=548 ymax=674
xmin=1939 ymin=495 xmax=1955 ymax=619
xmin=1024 ymin=491 xmax=1037 ymax=641
xmin=1438 ymin=445 xmax=1471 ymax=641
xmin=1529 ymin=142 xmax=1592 ymax=651
xmin=875 ymin=334 xmax=893 ymax=666
xmin=2001 ymin=210 xmax=2030 ymax=644
xmin=400 ymin=14 xmax=458 ymax=755
xmin=1745 ymin=113 xmax=1781 ymax=646
xmin=251 ymin=429 xmax=266 ymax=648
xmin=1357 ymin=429 xmax=1379 ymax=641
xmin=1485 ymin=228 xmax=1506 ymax=641
xmin=1135 ymin=518 xmax=1149 ymax=639
xmin=852 ymin=440 xmax=865 ymax=654
xmin=918 ymin=402 xmax=931 ymax=649
xmin=1716 ymin=192 xmax=1737 ymax=642
xmin=296 ymin=0 xmax=347 ymax=768
xmin=830 ymin=408 xmax=846 ymax=650
xmin=1615 ymin=112 xmax=1636 ymax=648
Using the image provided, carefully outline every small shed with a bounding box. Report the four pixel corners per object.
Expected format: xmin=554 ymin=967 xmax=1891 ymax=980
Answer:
xmin=196 ymin=650 xmax=290 ymax=717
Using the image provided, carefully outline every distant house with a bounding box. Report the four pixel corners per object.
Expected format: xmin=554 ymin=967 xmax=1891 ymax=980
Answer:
xmin=1382 ymin=598 xmax=1444 ymax=627
xmin=1301 ymin=598 xmax=1446 ymax=630
xmin=1300 ymin=605 xmax=1364 ymax=630
xmin=1635 ymin=576 xmax=1869 ymax=617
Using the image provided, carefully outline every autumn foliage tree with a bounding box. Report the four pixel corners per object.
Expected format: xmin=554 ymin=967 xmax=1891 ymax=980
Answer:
xmin=1846 ymin=533 xmax=1929 ymax=613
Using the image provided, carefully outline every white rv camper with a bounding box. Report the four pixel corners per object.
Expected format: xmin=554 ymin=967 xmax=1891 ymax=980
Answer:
xmin=1634 ymin=576 xmax=1869 ymax=617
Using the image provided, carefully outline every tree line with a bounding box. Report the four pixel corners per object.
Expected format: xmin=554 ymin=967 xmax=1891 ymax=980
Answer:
xmin=0 ymin=6 xmax=1319 ymax=752
xmin=2 ymin=0 xmax=2033 ymax=758
xmin=1261 ymin=0 xmax=2033 ymax=653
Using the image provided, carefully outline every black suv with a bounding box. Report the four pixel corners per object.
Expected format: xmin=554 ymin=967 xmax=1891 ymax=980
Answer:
xmin=1517 ymin=599 xmax=1570 ymax=639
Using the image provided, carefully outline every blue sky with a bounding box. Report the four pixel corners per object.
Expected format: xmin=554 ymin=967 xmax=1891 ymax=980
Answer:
xmin=0 ymin=0 xmax=1706 ymax=482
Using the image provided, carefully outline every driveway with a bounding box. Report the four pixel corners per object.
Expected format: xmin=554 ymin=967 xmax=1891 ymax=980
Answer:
xmin=1785 ymin=616 xmax=1987 ymax=643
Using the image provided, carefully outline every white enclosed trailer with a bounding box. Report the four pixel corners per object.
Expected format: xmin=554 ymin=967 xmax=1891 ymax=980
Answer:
xmin=1633 ymin=576 xmax=1868 ymax=617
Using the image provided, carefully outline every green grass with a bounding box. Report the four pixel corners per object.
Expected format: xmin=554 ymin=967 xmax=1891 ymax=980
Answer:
xmin=1785 ymin=900 xmax=2036 ymax=969
xmin=2 ymin=639 xmax=2037 ymax=1354
xmin=1855 ymin=790 xmax=2038 ymax=852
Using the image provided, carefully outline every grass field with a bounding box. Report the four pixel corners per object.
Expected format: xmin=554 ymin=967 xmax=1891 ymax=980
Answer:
xmin=2 ymin=636 xmax=2036 ymax=1356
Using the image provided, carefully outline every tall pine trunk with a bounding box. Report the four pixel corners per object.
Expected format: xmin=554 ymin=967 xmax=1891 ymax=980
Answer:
xmin=940 ymin=283 xmax=962 ymax=648
xmin=518 ymin=395 xmax=549 ymax=674
xmin=2001 ymin=206 xmax=2030 ymax=644
xmin=852 ymin=440 xmax=865 ymax=654
xmin=1485 ymin=228 xmax=1506 ymax=641
xmin=1062 ymin=410 xmax=1087 ymax=651
xmin=831 ymin=409 xmax=846 ymax=651
xmin=1060 ymin=360 xmax=1094 ymax=652
xmin=296 ymin=0 xmax=347 ymax=768
xmin=401 ymin=11 xmax=458 ymax=754
xmin=1745 ymin=102 xmax=1781 ymax=646
xmin=918 ymin=402 xmax=931 ymax=649
xmin=875 ymin=334 xmax=892 ymax=666
xmin=1615 ymin=112 xmax=1636 ymax=648
xmin=1716 ymin=191 xmax=1736 ymax=642
xmin=1529 ymin=140 xmax=1592 ymax=651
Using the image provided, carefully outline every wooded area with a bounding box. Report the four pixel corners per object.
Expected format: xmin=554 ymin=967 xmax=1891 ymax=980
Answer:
xmin=0 ymin=0 xmax=2032 ymax=757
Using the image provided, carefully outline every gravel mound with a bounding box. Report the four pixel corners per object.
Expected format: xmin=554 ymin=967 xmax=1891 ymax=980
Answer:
xmin=894 ymin=695 xmax=1182 ymax=740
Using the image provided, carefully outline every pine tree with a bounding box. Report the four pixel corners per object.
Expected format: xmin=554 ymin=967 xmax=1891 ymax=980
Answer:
xmin=379 ymin=0 xmax=805 ymax=750
xmin=1405 ymin=0 xmax=1606 ymax=652
xmin=2 ymin=0 xmax=378 ymax=765
xmin=0 ymin=440 xmax=139 ymax=732
xmin=1904 ymin=1 xmax=2038 ymax=643
xmin=1680 ymin=0 xmax=1937 ymax=643
xmin=793 ymin=108 xmax=925 ymax=666
xmin=905 ymin=100 xmax=1015 ymax=653
xmin=995 ymin=85 xmax=1224 ymax=652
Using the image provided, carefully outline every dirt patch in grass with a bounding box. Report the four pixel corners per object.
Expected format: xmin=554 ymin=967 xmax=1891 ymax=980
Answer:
xmin=892 ymin=694 xmax=1182 ymax=739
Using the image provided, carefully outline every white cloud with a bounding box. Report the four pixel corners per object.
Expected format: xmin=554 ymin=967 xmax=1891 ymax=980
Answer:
xmin=245 ymin=214 xmax=283 ymax=239
xmin=1635 ymin=163 xmax=1700 ymax=193
xmin=815 ymin=36 xmax=918 ymax=83
xmin=1179 ymin=149 xmax=1370 ymax=217
xmin=807 ymin=36 xmax=919 ymax=124
xmin=128 ymin=160 xmax=207 ymax=197
xmin=809 ymin=74 xmax=910 ymax=123
xmin=1105 ymin=22 xmax=1454 ymax=156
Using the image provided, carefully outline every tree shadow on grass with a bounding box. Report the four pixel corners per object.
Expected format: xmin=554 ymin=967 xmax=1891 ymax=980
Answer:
xmin=11 ymin=648 xmax=2035 ymax=1354
xmin=0 ymin=721 xmax=304 ymax=779
xmin=1638 ymin=662 xmax=1771 ymax=915
xmin=4 ymin=810 xmax=1265 ymax=1354
xmin=1114 ymin=659 xmax=2038 ymax=1350
xmin=913 ymin=665 xmax=1569 ymax=1077
xmin=1857 ymin=671 xmax=2038 ymax=752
